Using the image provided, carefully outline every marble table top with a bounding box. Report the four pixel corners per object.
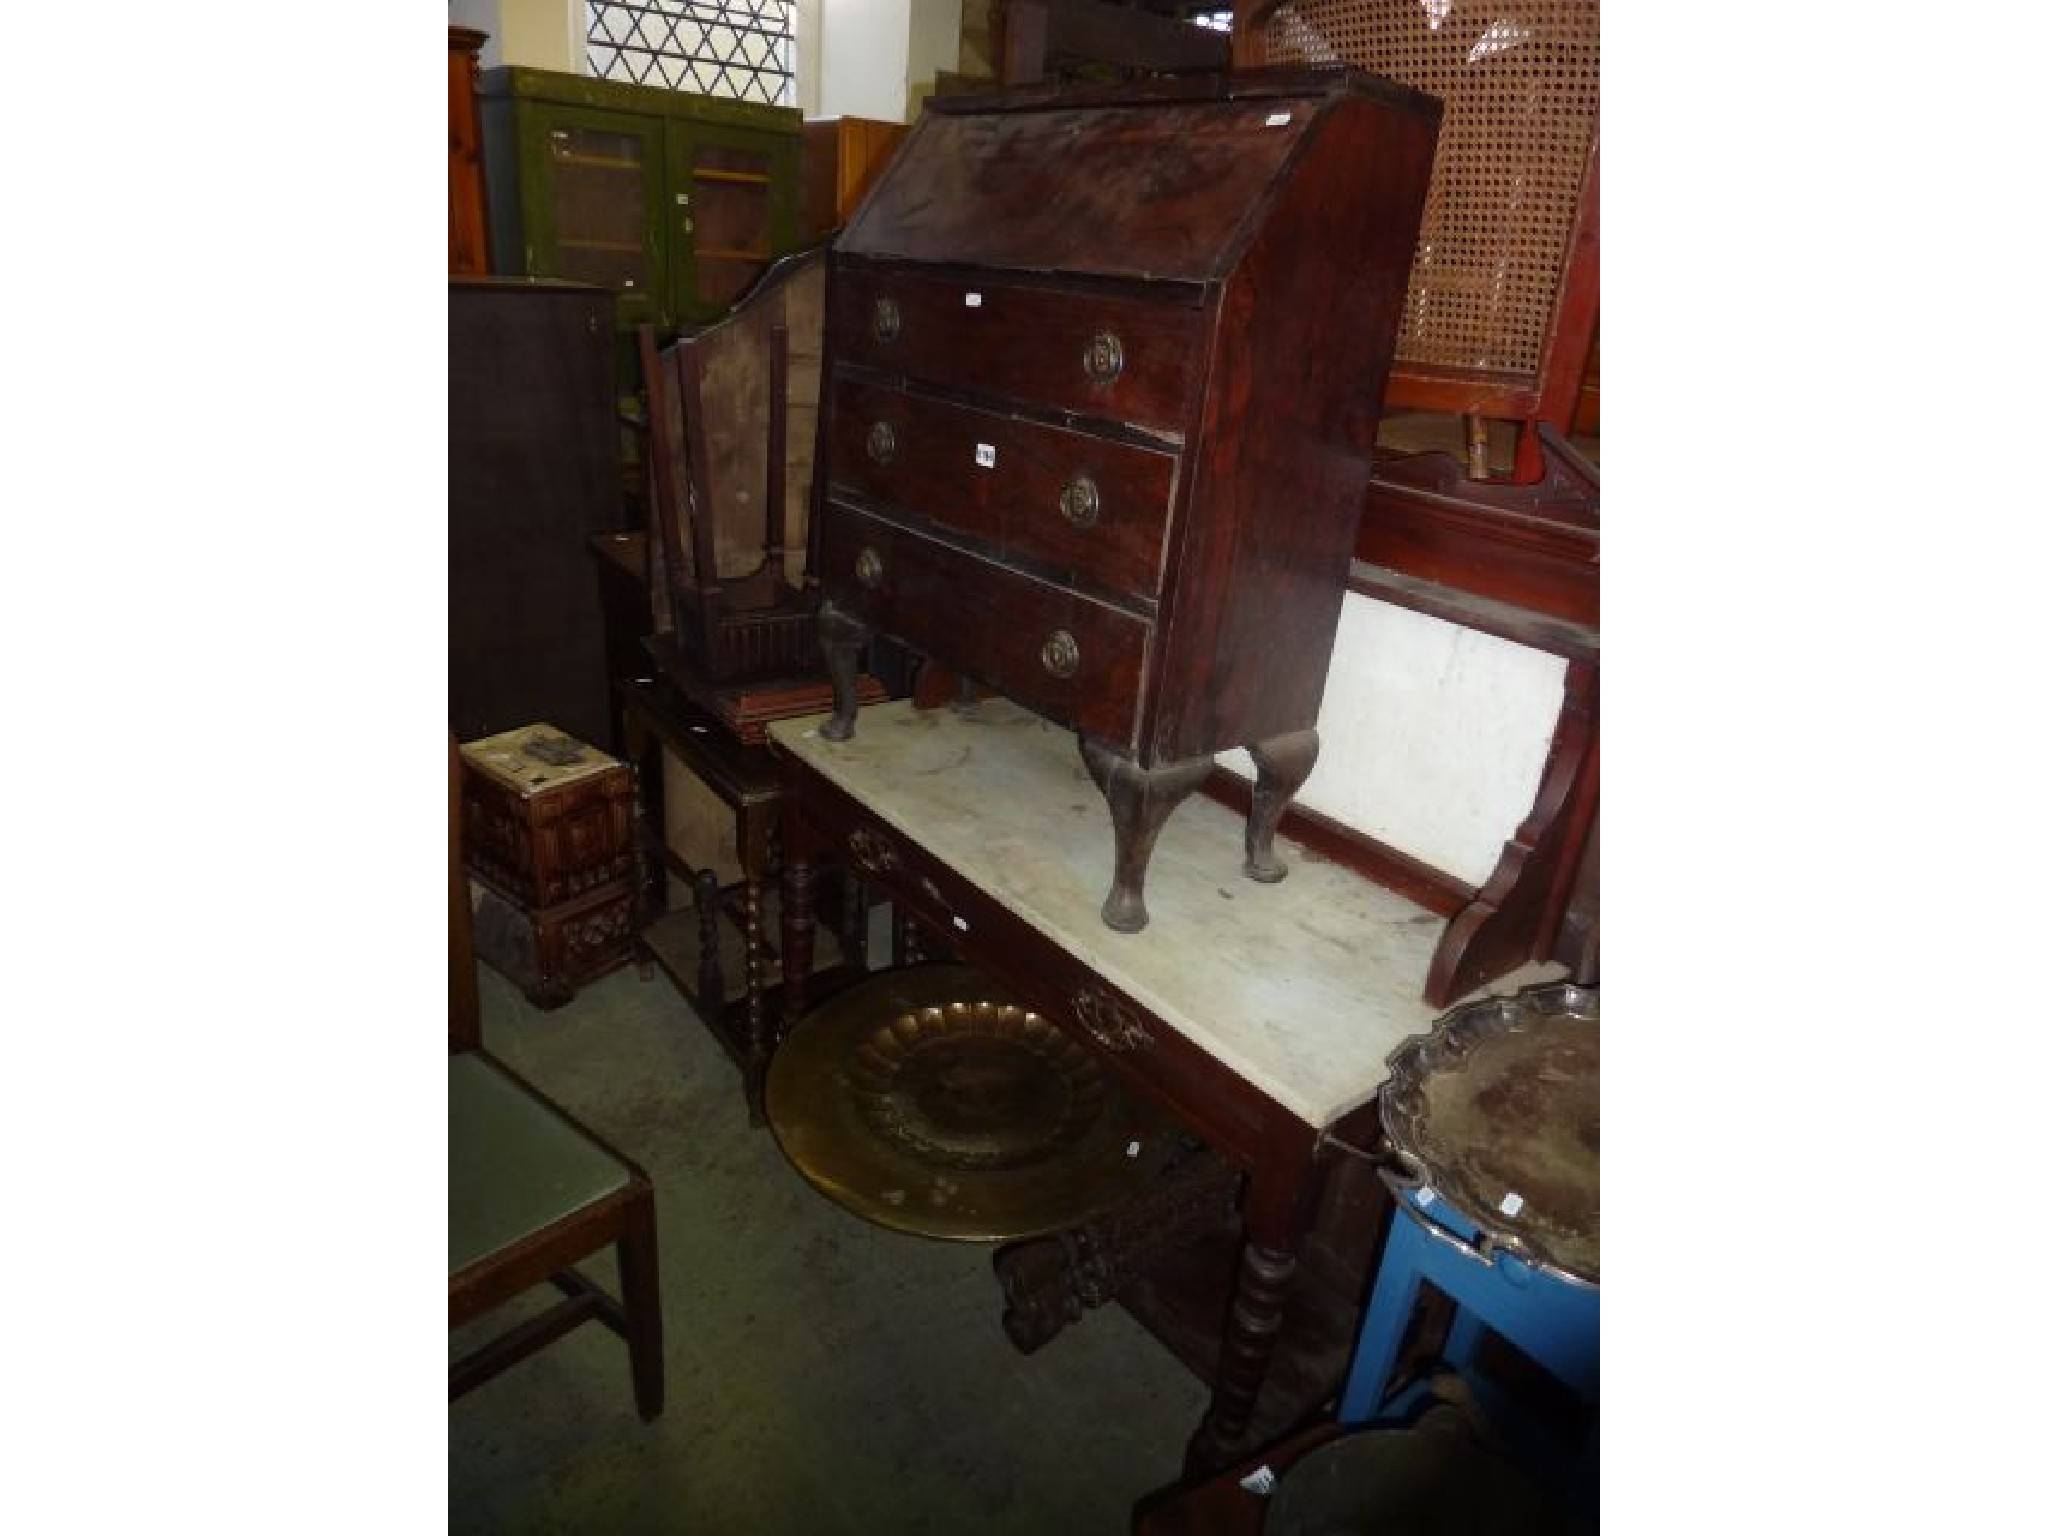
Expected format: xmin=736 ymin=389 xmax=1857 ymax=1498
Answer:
xmin=770 ymin=698 xmax=1560 ymax=1128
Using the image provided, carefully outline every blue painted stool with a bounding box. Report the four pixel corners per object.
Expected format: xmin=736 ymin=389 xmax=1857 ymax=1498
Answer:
xmin=1339 ymin=1177 xmax=1598 ymax=1498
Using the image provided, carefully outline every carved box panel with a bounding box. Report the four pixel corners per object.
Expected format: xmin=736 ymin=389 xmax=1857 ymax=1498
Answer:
xmin=459 ymin=723 xmax=635 ymax=910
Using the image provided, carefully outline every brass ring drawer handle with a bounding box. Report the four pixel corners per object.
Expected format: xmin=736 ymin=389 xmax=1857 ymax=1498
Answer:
xmin=1059 ymin=474 xmax=1100 ymax=529
xmin=1040 ymin=629 xmax=1080 ymax=679
xmin=866 ymin=421 xmax=897 ymax=464
xmin=854 ymin=548 xmax=884 ymax=589
xmin=872 ymin=296 xmax=902 ymax=343
xmin=1082 ymin=331 xmax=1124 ymax=383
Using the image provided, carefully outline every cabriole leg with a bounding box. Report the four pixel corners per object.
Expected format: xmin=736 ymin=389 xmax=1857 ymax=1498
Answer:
xmin=1079 ymin=738 xmax=1214 ymax=934
xmin=1244 ymin=728 xmax=1319 ymax=883
xmin=817 ymin=600 xmax=868 ymax=742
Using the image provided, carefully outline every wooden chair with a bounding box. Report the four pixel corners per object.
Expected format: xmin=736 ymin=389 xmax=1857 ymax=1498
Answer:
xmin=1239 ymin=0 xmax=1599 ymax=482
xmin=638 ymin=246 xmax=828 ymax=687
xmin=448 ymin=739 xmax=665 ymax=1420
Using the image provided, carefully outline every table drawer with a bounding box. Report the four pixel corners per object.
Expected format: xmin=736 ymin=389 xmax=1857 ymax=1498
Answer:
xmin=829 ymin=375 xmax=1177 ymax=603
xmin=829 ymin=264 xmax=1204 ymax=438
xmin=804 ymin=790 xmax=1270 ymax=1159
xmin=819 ymin=501 xmax=1149 ymax=750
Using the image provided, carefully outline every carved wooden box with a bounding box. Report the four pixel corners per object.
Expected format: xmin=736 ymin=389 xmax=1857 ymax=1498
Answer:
xmin=459 ymin=724 xmax=635 ymax=1006
xmin=460 ymin=723 xmax=634 ymax=908
xmin=809 ymin=69 xmax=1440 ymax=931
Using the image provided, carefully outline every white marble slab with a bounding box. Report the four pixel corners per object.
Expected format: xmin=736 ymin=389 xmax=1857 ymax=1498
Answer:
xmin=771 ymin=699 xmax=1560 ymax=1129
xmin=1216 ymin=594 xmax=1568 ymax=888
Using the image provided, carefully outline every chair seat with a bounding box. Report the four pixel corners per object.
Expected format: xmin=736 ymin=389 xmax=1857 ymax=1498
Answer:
xmin=449 ymin=1053 xmax=631 ymax=1276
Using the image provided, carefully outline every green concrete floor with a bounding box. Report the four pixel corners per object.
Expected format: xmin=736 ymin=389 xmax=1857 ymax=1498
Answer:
xmin=450 ymin=962 xmax=1213 ymax=1534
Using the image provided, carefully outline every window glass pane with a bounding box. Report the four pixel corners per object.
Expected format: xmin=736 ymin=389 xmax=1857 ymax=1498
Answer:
xmin=586 ymin=1 xmax=795 ymax=106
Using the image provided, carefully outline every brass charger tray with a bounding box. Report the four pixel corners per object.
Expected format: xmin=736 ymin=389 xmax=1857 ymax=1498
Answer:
xmin=766 ymin=964 xmax=1177 ymax=1241
xmin=1380 ymin=982 xmax=1599 ymax=1283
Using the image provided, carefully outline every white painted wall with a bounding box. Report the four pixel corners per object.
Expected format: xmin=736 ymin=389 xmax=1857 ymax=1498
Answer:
xmin=815 ymin=0 xmax=912 ymax=120
xmin=448 ymin=0 xmax=580 ymax=72
xmin=1216 ymin=595 xmax=1569 ymax=890
xmin=907 ymin=0 xmax=964 ymax=104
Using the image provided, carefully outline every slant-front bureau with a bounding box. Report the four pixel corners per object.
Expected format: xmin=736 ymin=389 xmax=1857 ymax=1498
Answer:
xmin=809 ymin=69 xmax=1441 ymax=930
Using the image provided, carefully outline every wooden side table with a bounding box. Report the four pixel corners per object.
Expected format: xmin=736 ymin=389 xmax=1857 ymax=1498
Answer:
xmin=618 ymin=674 xmax=874 ymax=1120
xmin=618 ymin=676 xmax=785 ymax=1118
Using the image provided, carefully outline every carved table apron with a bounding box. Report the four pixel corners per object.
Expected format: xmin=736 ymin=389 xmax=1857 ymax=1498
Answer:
xmin=770 ymin=698 xmax=1556 ymax=1471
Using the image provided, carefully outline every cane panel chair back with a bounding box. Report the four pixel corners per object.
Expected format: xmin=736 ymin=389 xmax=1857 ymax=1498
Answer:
xmin=1243 ymin=0 xmax=1598 ymax=480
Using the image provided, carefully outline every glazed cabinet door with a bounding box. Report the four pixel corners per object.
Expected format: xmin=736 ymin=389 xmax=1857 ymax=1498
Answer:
xmin=522 ymin=103 xmax=670 ymax=330
xmin=670 ymin=121 xmax=800 ymax=323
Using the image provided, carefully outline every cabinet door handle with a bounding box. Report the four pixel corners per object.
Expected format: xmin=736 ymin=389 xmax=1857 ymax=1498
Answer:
xmin=1082 ymin=331 xmax=1125 ymax=383
xmin=854 ymin=548 xmax=885 ymax=589
xmin=872 ymin=296 xmax=902 ymax=344
xmin=1040 ymin=630 xmax=1081 ymax=679
xmin=1059 ymin=474 xmax=1100 ymax=529
xmin=866 ymin=421 xmax=898 ymax=464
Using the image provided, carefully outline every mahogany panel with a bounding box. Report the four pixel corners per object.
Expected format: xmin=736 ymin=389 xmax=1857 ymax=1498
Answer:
xmin=817 ymin=501 xmax=1151 ymax=749
xmin=1146 ymin=92 xmax=1439 ymax=763
xmin=1425 ymin=658 xmax=1598 ymax=1006
xmin=827 ymin=373 xmax=1178 ymax=602
xmin=839 ymin=98 xmax=1307 ymax=282
xmin=828 ymin=261 xmax=1205 ymax=437
xmin=448 ymin=27 xmax=491 ymax=274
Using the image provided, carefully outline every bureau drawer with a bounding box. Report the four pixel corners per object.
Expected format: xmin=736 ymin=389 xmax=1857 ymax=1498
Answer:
xmin=820 ymin=502 xmax=1149 ymax=749
xmin=829 ymin=375 xmax=1177 ymax=603
xmin=829 ymin=265 xmax=1205 ymax=438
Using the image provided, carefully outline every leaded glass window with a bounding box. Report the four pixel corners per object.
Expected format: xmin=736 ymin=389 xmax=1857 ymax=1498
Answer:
xmin=587 ymin=1 xmax=796 ymax=106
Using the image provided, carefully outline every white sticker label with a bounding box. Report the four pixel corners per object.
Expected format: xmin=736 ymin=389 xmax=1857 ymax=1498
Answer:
xmin=965 ymin=291 xmax=983 ymax=307
xmin=1126 ymin=1140 xmax=1141 ymax=1158
xmin=974 ymin=443 xmax=997 ymax=468
xmin=1499 ymin=1191 xmax=1525 ymax=1217
xmin=1265 ymin=111 xmax=1293 ymax=127
xmin=951 ymin=915 xmax=969 ymax=931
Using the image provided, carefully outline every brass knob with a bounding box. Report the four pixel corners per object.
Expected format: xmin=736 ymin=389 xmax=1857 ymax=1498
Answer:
xmin=1082 ymin=331 xmax=1124 ymax=383
xmin=1059 ymin=475 xmax=1100 ymax=528
xmin=1040 ymin=630 xmax=1080 ymax=679
xmin=854 ymin=548 xmax=884 ymax=589
xmin=866 ymin=421 xmax=897 ymax=464
xmin=872 ymin=296 xmax=901 ymax=343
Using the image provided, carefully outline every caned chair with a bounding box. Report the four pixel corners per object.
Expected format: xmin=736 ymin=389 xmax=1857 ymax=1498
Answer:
xmin=1241 ymin=0 xmax=1600 ymax=482
xmin=448 ymin=739 xmax=664 ymax=1419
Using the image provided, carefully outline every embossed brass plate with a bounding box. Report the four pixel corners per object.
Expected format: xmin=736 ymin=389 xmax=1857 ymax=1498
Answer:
xmin=1380 ymin=982 xmax=1599 ymax=1283
xmin=766 ymin=965 xmax=1176 ymax=1241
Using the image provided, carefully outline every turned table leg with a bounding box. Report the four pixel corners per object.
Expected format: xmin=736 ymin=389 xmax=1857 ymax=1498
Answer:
xmin=739 ymin=876 xmax=768 ymax=1125
xmin=1187 ymin=1240 xmax=1301 ymax=1474
xmin=1079 ymin=738 xmax=1214 ymax=933
xmin=817 ymin=599 xmax=869 ymax=742
xmin=692 ymin=867 xmax=725 ymax=1013
xmin=1185 ymin=1144 xmax=1327 ymax=1475
xmin=781 ymin=849 xmax=816 ymax=1030
xmin=1244 ymin=727 xmax=1319 ymax=883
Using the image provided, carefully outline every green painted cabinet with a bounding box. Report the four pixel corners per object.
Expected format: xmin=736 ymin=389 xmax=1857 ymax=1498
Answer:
xmin=479 ymin=68 xmax=803 ymax=334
